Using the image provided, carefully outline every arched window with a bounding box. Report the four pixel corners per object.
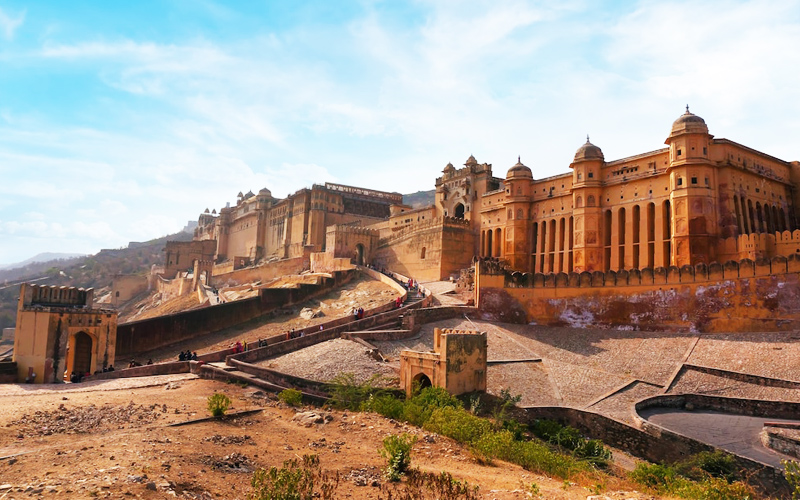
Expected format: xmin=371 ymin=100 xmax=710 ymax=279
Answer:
xmin=517 ymin=209 xmax=523 ymax=219
xmin=420 ymin=247 xmax=426 ymax=259
xmin=587 ymin=195 xmax=596 ymax=207
xmin=576 ymin=196 xmax=583 ymax=208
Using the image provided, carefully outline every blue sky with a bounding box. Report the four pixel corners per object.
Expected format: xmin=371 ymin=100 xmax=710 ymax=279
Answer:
xmin=1 ymin=0 xmax=800 ymax=264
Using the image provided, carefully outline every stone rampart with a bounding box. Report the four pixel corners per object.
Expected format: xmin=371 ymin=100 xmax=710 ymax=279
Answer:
xmin=378 ymin=216 xmax=471 ymax=248
xmin=211 ymin=256 xmax=308 ymax=287
xmin=115 ymin=270 xmax=355 ymax=358
xmin=480 ymin=254 xmax=800 ymax=288
xmin=635 ymin=393 xmax=800 ymax=421
xmin=521 ymin=403 xmax=790 ymax=495
xmin=228 ymin=358 xmax=332 ymax=397
xmin=86 ymin=361 xmax=190 ymax=381
xmin=477 ymin=254 xmax=800 ymax=331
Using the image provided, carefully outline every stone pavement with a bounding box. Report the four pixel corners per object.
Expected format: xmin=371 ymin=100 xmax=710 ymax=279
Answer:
xmin=639 ymin=408 xmax=800 ymax=468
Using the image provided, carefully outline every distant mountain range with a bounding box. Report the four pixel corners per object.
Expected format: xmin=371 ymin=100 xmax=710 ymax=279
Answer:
xmin=0 ymin=253 xmax=88 ymax=271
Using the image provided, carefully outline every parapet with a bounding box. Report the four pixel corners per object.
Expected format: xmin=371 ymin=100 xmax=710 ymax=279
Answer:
xmin=478 ymin=253 xmax=800 ymax=289
xmin=19 ymin=283 xmax=94 ymax=309
xmin=326 ymin=224 xmax=380 ymax=236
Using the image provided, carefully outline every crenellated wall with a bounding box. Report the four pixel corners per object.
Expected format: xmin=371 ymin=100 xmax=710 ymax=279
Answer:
xmin=373 ymin=216 xmax=475 ymax=281
xmin=476 ymin=254 xmax=800 ymax=332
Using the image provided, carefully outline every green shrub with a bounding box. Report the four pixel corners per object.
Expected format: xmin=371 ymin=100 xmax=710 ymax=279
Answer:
xmin=492 ymin=388 xmax=522 ymax=423
xmin=574 ymin=439 xmax=612 ymax=467
xmin=630 ymin=462 xmax=678 ymax=489
xmin=784 ymin=460 xmax=800 ymax=500
xmin=207 ymin=392 xmax=231 ymax=417
xmin=327 ymin=373 xmax=388 ymax=410
xmin=379 ymin=470 xmax=480 ymax=500
xmin=501 ymin=419 xmax=527 ymax=441
xmin=361 ymin=393 xmax=404 ymax=420
xmin=630 ymin=461 xmax=755 ymax=500
xmin=278 ymin=388 xmax=303 ymax=407
xmin=677 ymin=450 xmax=738 ymax=482
xmin=529 ymin=419 xmax=563 ymax=440
xmin=472 ymin=429 xmax=589 ymax=480
xmin=424 ymin=406 xmax=493 ymax=444
xmin=380 ymin=434 xmax=418 ymax=481
xmin=530 ymin=420 xmax=583 ymax=450
xmin=249 ymin=454 xmax=339 ymax=500
xmin=402 ymin=386 xmax=462 ymax=427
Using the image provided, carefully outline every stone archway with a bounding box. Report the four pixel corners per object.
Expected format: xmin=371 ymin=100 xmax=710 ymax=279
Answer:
xmin=70 ymin=331 xmax=94 ymax=377
xmin=413 ymin=373 xmax=432 ymax=391
xmin=454 ymin=203 xmax=465 ymax=219
xmin=354 ymin=244 xmax=365 ymax=266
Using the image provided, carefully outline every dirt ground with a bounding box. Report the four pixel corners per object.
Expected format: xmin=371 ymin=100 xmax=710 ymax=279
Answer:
xmin=0 ymin=377 xmax=657 ymax=500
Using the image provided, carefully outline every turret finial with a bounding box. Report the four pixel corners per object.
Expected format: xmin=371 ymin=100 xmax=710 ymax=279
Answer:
xmin=518 ymin=155 xmax=521 ymax=163
xmin=686 ymin=104 xmax=690 ymax=113
xmin=586 ymin=134 xmax=590 ymax=143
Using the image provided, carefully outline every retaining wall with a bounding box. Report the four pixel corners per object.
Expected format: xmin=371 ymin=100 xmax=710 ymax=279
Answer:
xmin=521 ymin=404 xmax=790 ymax=495
xmin=115 ymin=270 xmax=354 ymax=358
xmin=477 ymin=255 xmax=800 ymax=331
xmin=86 ymin=361 xmax=190 ymax=381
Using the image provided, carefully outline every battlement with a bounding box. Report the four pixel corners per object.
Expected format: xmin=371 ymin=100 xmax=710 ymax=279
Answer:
xmin=479 ymin=253 xmax=800 ymax=289
xmin=379 ymin=216 xmax=471 ymax=247
xmin=435 ymin=162 xmax=492 ymax=185
xmin=326 ymin=224 xmax=380 ymax=236
xmin=20 ymin=283 xmax=94 ymax=309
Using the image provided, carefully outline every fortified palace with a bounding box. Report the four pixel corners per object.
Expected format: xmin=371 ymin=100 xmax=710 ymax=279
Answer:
xmin=186 ymin=108 xmax=800 ymax=283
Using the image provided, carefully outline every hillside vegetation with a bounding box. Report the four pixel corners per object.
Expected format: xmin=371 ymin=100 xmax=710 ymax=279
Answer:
xmin=0 ymin=232 xmax=192 ymax=329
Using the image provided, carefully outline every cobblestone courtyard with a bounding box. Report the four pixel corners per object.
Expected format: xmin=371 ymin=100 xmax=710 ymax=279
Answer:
xmin=267 ymin=318 xmax=800 ymax=426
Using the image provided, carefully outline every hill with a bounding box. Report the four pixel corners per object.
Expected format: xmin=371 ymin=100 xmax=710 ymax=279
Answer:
xmin=0 ymin=252 xmax=87 ymax=271
xmin=0 ymin=231 xmax=193 ymax=330
xmin=402 ymin=189 xmax=435 ymax=209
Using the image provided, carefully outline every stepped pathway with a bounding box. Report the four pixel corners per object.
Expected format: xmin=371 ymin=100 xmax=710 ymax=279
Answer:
xmin=197 ymin=271 xmax=435 ymax=398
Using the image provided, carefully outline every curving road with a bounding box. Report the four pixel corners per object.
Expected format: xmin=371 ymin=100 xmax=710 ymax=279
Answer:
xmin=639 ymin=408 xmax=799 ymax=468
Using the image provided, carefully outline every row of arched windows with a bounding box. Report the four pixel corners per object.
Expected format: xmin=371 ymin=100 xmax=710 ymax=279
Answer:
xmin=733 ymin=197 xmax=790 ymax=235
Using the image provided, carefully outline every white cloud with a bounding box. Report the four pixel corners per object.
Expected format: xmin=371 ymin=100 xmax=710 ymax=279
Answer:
xmin=3 ymin=1 xmax=800 ymax=263
xmin=0 ymin=7 xmax=24 ymax=40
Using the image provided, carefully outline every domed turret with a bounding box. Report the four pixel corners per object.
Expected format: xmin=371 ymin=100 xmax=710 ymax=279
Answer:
xmin=465 ymin=155 xmax=478 ymax=166
xmin=259 ymin=187 xmax=272 ymax=197
xmin=506 ymin=156 xmax=532 ymax=180
xmin=670 ymin=105 xmax=708 ymax=137
xmin=573 ymin=136 xmax=604 ymax=162
xmin=443 ymin=162 xmax=455 ymax=173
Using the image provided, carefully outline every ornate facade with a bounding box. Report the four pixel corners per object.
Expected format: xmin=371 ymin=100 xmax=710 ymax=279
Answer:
xmin=473 ymin=108 xmax=800 ymax=274
xmin=191 ymin=109 xmax=799 ymax=281
xmin=194 ymin=183 xmax=402 ymax=263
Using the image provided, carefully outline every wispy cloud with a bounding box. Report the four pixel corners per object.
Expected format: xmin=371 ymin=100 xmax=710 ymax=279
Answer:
xmin=0 ymin=7 xmax=24 ymax=40
xmin=2 ymin=1 xmax=800 ymax=264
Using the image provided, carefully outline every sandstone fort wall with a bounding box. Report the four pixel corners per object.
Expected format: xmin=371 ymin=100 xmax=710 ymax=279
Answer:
xmin=115 ymin=270 xmax=354 ymax=358
xmin=477 ymin=254 xmax=800 ymax=331
xmin=373 ymin=216 xmax=474 ymax=281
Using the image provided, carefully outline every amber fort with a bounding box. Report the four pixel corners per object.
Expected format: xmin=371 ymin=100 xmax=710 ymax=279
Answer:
xmin=189 ymin=107 xmax=799 ymax=286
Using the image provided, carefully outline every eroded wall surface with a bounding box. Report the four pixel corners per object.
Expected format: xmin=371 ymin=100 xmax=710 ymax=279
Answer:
xmin=477 ymin=256 xmax=800 ymax=332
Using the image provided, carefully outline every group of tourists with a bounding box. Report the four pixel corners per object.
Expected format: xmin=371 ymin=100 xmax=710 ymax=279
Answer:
xmin=286 ymin=328 xmax=305 ymax=340
xmin=178 ymin=350 xmax=198 ymax=361
xmin=353 ymin=307 xmax=365 ymax=320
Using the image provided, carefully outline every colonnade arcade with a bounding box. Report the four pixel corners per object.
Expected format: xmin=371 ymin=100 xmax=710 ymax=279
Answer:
xmin=478 ymin=196 xmax=795 ymax=274
xmin=733 ymin=197 xmax=789 ymax=235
